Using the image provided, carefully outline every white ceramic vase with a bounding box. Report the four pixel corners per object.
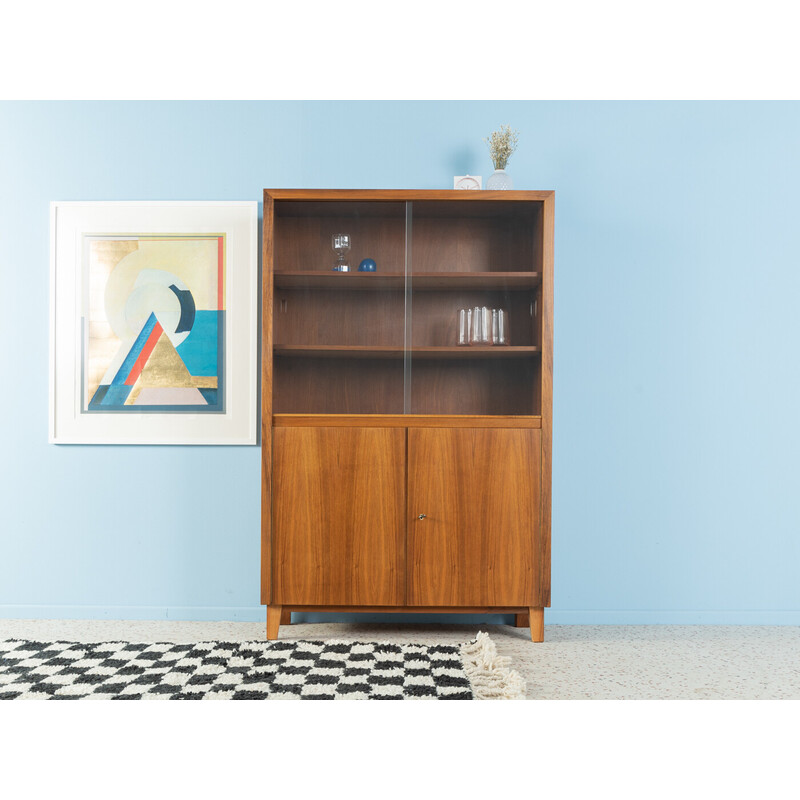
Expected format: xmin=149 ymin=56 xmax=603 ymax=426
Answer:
xmin=486 ymin=169 xmax=513 ymax=190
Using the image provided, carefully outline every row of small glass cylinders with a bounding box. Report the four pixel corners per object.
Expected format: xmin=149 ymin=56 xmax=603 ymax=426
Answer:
xmin=457 ymin=307 xmax=509 ymax=346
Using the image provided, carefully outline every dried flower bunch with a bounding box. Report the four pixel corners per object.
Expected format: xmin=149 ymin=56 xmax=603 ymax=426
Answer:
xmin=484 ymin=124 xmax=520 ymax=170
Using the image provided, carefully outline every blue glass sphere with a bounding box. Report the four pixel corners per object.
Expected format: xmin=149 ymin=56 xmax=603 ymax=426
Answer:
xmin=358 ymin=258 xmax=377 ymax=272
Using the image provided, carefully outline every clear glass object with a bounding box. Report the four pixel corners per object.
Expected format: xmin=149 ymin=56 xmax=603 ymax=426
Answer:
xmin=457 ymin=308 xmax=469 ymax=345
xmin=470 ymin=306 xmax=490 ymax=345
xmin=469 ymin=306 xmax=480 ymax=345
xmin=331 ymin=233 xmax=351 ymax=272
xmin=492 ymin=308 xmax=509 ymax=345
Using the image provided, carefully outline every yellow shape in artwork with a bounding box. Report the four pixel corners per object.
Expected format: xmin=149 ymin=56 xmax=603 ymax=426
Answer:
xmin=191 ymin=376 xmax=218 ymax=389
xmin=126 ymin=336 xmax=219 ymax=405
xmin=140 ymin=334 xmax=196 ymax=389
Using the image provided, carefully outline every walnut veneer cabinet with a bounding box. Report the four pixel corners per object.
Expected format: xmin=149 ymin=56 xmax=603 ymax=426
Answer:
xmin=261 ymin=190 xmax=553 ymax=642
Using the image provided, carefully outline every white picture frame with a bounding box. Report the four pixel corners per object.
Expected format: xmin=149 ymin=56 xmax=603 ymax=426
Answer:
xmin=49 ymin=201 xmax=259 ymax=445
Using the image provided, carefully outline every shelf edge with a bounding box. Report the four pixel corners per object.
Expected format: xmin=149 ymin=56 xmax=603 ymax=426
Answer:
xmin=273 ymin=414 xmax=542 ymax=428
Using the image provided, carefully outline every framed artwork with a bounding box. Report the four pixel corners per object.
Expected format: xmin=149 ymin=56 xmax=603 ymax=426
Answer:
xmin=50 ymin=201 xmax=258 ymax=444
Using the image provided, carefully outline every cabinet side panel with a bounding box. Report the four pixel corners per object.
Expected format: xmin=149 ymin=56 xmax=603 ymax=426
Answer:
xmin=272 ymin=427 xmax=406 ymax=606
xmin=407 ymin=428 xmax=541 ymax=606
xmin=540 ymin=195 xmax=554 ymax=607
xmin=261 ymin=192 xmax=274 ymax=604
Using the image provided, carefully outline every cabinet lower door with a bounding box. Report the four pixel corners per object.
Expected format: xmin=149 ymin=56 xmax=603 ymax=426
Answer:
xmin=407 ymin=428 xmax=541 ymax=607
xmin=272 ymin=427 xmax=406 ymax=606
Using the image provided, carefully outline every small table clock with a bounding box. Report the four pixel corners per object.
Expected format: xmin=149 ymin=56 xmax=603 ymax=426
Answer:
xmin=454 ymin=175 xmax=482 ymax=190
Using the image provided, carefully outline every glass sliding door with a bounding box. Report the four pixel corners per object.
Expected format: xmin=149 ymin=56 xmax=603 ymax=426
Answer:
xmin=406 ymin=199 xmax=543 ymax=416
xmin=272 ymin=199 xmax=407 ymax=415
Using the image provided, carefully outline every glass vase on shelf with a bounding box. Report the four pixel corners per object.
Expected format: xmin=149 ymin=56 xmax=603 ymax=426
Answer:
xmin=492 ymin=309 xmax=509 ymax=345
xmin=486 ymin=168 xmax=513 ymax=190
xmin=457 ymin=308 xmax=471 ymax=345
xmin=470 ymin=306 xmax=490 ymax=345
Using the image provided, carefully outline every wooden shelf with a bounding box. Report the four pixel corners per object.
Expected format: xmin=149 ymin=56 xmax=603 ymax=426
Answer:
xmin=275 ymin=272 xmax=403 ymax=289
xmin=274 ymin=271 xmax=539 ymax=290
xmin=274 ymin=345 xmax=541 ymax=359
xmin=273 ymin=414 xmax=543 ymax=428
xmin=412 ymin=346 xmax=540 ymax=359
xmin=415 ymin=272 xmax=540 ymax=290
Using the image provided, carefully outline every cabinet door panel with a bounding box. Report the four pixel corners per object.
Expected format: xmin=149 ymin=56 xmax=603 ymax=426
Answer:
xmin=272 ymin=427 xmax=405 ymax=605
xmin=407 ymin=428 xmax=541 ymax=606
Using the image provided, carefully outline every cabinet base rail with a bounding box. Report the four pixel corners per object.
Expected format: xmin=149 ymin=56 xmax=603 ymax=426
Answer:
xmin=266 ymin=605 xmax=545 ymax=643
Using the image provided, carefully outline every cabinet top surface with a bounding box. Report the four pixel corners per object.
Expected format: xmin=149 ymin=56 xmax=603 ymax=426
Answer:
xmin=264 ymin=189 xmax=554 ymax=202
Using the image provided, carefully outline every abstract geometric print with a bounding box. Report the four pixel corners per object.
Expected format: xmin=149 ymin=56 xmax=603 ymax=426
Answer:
xmin=83 ymin=235 xmax=224 ymax=413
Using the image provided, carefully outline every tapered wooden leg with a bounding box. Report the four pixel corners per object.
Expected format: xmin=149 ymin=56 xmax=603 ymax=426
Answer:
xmin=515 ymin=613 xmax=530 ymax=628
xmin=267 ymin=604 xmax=282 ymax=640
xmin=529 ymin=607 xmax=544 ymax=642
xmin=280 ymin=608 xmax=291 ymax=625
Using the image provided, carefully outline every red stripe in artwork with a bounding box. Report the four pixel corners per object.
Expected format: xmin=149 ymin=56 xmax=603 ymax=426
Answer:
xmin=125 ymin=321 xmax=163 ymax=385
xmin=218 ymin=235 xmax=224 ymax=310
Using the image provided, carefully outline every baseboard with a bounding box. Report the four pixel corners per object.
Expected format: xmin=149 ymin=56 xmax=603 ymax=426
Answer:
xmin=0 ymin=605 xmax=267 ymax=621
xmin=1 ymin=605 xmax=799 ymax=625
xmin=545 ymin=609 xmax=800 ymax=624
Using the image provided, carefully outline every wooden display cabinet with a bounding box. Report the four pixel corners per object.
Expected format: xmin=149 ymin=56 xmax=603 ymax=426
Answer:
xmin=262 ymin=189 xmax=553 ymax=641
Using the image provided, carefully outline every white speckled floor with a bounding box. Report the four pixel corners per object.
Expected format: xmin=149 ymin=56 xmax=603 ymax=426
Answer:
xmin=1 ymin=620 xmax=798 ymax=699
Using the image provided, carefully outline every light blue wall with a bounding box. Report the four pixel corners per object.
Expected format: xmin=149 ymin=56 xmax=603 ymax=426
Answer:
xmin=1 ymin=101 xmax=799 ymax=625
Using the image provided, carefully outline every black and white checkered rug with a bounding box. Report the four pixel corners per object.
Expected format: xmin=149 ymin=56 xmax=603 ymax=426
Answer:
xmin=0 ymin=633 xmax=525 ymax=700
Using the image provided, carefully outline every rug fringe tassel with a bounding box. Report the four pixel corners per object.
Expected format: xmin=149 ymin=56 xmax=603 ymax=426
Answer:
xmin=460 ymin=632 xmax=527 ymax=700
